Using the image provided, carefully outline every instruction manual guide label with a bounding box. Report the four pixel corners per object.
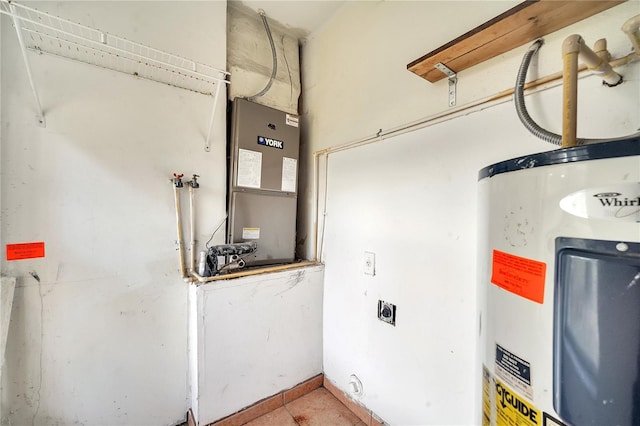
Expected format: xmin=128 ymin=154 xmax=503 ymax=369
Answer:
xmin=237 ymin=149 xmax=262 ymax=189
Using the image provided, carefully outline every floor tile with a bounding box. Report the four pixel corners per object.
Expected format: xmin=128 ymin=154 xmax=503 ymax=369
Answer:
xmin=244 ymin=406 xmax=297 ymax=426
xmin=286 ymin=388 xmax=361 ymax=426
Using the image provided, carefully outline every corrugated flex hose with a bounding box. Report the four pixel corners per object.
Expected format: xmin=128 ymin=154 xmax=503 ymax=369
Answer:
xmin=515 ymin=40 xmax=562 ymax=146
xmin=515 ymin=40 xmax=640 ymax=146
xmin=248 ymin=10 xmax=277 ymax=100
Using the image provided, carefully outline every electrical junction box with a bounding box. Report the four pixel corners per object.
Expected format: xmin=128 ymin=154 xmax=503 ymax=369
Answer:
xmin=228 ymin=98 xmax=300 ymax=267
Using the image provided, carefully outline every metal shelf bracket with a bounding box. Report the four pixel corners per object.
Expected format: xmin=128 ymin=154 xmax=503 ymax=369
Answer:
xmin=435 ymin=62 xmax=458 ymax=107
xmin=7 ymin=2 xmax=45 ymax=127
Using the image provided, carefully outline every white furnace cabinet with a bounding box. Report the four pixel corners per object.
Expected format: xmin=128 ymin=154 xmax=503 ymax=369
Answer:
xmin=477 ymin=138 xmax=640 ymax=426
xmin=228 ymin=98 xmax=300 ymax=266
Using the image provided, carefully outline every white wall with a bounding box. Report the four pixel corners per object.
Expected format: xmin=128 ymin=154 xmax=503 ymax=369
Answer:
xmin=192 ymin=266 xmax=324 ymax=424
xmin=302 ymin=1 xmax=640 ymax=424
xmin=1 ymin=2 xmax=227 ymax=425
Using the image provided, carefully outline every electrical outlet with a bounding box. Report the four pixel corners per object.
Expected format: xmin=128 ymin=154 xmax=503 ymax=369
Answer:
xmin=364 ymin=252 xmax=375 ymax=275
xmin=378 ymin=300 xmax=396 ymax=326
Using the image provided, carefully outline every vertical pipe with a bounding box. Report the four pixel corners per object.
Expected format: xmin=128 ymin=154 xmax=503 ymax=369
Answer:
xmin=174 ymin=183 xmax=188 ymax=279
xmin=562 ymin=52 xmax=578 ymax=147
xmin=9 ymin=4 xmax=45 ymax=126
xmin=313 ymin=153 xmax=319 ymax=262
xmin=189 ymin=185 xmax=195 ymax=273
xmin=562 ymin=36 xmax=581 ymax=148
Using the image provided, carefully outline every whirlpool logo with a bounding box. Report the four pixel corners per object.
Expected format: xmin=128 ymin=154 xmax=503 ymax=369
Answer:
xmin=593 ymin=192 xmax=640 ymax=207
xmin=559 ymin=183 xmax=640 ymax=222
xmin=257 ymin=136 xmax=284 ymax=149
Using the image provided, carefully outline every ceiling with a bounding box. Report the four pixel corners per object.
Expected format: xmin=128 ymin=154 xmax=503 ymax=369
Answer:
xmin=232 ymin=0 xmax=347 ymax=38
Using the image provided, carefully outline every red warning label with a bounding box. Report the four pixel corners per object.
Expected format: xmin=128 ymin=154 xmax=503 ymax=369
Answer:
xmin=6 ymin=242 xmax=45 ymax=261
xmin=491 ymin=250 xmax=546 ymax=304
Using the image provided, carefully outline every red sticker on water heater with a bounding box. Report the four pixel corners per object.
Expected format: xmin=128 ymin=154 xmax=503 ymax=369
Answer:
xmin=6 ymin=242 xmax=45 ymax=261
xmin=491 ymin=250 xmax=546 ymax=304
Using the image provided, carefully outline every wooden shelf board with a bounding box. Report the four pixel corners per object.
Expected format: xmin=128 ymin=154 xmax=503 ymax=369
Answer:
xmin=407 ymin=0 xmax=626 ymax=83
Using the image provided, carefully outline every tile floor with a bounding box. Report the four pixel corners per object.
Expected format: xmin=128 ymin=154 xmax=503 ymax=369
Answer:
xmin=244 ymin=388 xmax=364 ymax=426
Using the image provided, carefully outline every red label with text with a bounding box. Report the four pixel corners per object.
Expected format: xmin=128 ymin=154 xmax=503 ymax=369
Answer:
xmin=6 ymin=242 xmax=45 ymax=261
xmin=491 ymin=250 xmax=546 ymax=304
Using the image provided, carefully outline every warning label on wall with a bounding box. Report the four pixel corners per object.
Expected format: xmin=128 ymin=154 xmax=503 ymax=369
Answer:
xmin=491 ymin=250 xmax=546 ymax=304
xmin=495 ymin=344 xmax=533 ymax=399
xmin=495 ymin=379 xmax=540 ymax=426
xmin=6 ymin=242 xmax=45 ymax=261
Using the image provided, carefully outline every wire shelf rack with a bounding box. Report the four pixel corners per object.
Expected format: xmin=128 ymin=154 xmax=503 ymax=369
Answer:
xmin=0 ymin=0 xmax=229 ymax=95
xmin=1 ymin=0 xmax=229 ymax=149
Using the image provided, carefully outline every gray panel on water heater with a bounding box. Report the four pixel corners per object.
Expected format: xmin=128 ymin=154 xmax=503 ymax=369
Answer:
xmin=554 ymin=237 xmax=640 ymax=426
xmin=228 ymin=98 xmax=299 ymax=266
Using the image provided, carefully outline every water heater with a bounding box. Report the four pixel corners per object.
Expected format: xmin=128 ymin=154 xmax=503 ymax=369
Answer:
xmin=478 ymin=138 xmax=640 ymax=426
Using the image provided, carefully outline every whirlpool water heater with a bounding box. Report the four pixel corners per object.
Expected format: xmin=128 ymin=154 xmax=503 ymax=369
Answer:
xmin=478 ymin=138 xmax=640 ymax=426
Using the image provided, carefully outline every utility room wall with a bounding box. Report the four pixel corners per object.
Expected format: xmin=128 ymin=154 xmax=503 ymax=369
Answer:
xmin=1 ymin=2 xmax=226 ymax=425
xmin=301 ymin=1 xmax=640 ymax=424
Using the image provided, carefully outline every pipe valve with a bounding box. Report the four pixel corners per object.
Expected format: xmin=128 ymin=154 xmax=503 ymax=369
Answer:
xmin=172 ymin=173 xmax=184 ymax=188
xmin=189 ymin=174 xmax=200 ymax=189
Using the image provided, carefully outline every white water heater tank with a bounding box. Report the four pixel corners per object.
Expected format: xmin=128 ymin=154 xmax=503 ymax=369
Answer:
xmin=478 ymin=138 xmax=640 ymax=426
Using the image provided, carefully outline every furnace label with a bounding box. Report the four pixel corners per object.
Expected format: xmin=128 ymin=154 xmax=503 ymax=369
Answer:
xmin=285 ymin=114 xmax=299 ymax=128
xmin=495 ymin=379 xmax=540 ymax=426
xmin=237 ymin=149 xmax=262 ymax=189
xmin=281 ymin=157 xmax=297 ymax=193
xmin=491 ymin=250 xmax=546 ymax=304
xmin=495 ymin=343 xmax=533 ymax=399
xmin=242 ymin=227 xmax=260 ymax=240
